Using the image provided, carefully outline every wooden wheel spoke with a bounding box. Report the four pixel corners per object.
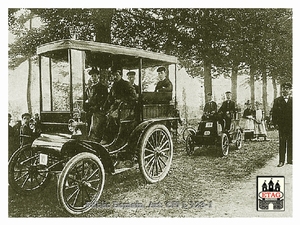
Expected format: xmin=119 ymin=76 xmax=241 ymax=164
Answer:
xmin=72 ymin=188 xmax=81 ymax=207
xmin=67 ymin=187 xmax=79 ymax=202
xmin=145 ymin=148 xmax=155 ymax=153
xmin=86 ymin=167 xmax=99 ymax=181
xmin=158 ymin=156 xmax=167 ymax=167
xmin=147 ymin=140 xmax=156 ymax=151
xmin=145 ymin=156 xmax=155 ymax=168
xmin=144 ymin=153 xmax=155 ymax=160
xmin=21 ymin=174 xmax=30 ymax=188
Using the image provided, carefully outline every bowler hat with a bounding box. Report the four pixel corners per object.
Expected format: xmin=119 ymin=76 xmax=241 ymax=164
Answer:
xmin=127 ymin=71 xmax=136 ymax=76
xmin=281 ymin=82 xmax=292 ymax=89
xmin=157 ymin=66 xmax=166 ymax=72
xmin=225 ymin=91 xmax=231 ymax=94
xmin=88 ymin=67 xmax=99 ymax=75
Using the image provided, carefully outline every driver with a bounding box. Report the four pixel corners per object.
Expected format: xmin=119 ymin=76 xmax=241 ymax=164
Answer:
xmin=218 ymin=91 xmax=236 ymax=131
xmin=202 ymin=92 xmax=218 ymax=120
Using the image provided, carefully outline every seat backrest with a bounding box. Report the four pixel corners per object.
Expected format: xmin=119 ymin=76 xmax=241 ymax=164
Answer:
xmin=142 ymin=92 xmax=172 ymax=104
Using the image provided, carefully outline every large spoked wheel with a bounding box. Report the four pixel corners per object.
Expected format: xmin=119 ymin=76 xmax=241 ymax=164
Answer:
xmin=235 ymin=129 xmax=243 ymax=150
xmin=8 ymin=145 xmax=54 ymax=195
xmin=219 ymin=133 xmax=229 ymax=156
xmin=57 ymin=152 xmax=105 ymax=215
xmin=138 ymin=124 xmax=173 ymax=183
xmin=185 ymin=134 xmax=195 ymax=156
xmin=182 ymin=127 xmax=196 ymax=142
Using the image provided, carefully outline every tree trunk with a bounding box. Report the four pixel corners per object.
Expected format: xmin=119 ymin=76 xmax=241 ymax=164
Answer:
xmin=272 ymin=76 xmax=278 ymax=99
xmin=231 ymin=64 xmax=238 ymax=103
xmin=203 ymin=60 xmax=212 ymax=103
xmin=250 ymin=65 xmax=255 ymax=108
xmin=262 ymin=68 xmax=268 ymax=115
xmin=93 ymin=9 xmax=115 ymax=43
xmin=27 ymin=18 xmax=33 ymax=115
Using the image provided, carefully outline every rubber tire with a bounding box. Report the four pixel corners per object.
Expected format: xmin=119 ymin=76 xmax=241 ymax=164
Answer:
xmin=186 ymin=134 xmax=195 ymax=156
xmin=57 ymin=152 xmax=105 ymax=215
xmin=138 ymin=124 xmax=173 ymax=183
xmin=235 ymin=129 xmax=243 ymax=150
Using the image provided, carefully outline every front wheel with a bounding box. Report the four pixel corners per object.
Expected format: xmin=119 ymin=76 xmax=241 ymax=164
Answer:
xmin=57 ymin=152 xmax=105 ymax=215
xmin=219 ymin=133 xmax=229 ymax=156
xmin=8 ymin=145 xmax=55 ymax=195
xmin=138 ymin=124 xmax=173 ymax=183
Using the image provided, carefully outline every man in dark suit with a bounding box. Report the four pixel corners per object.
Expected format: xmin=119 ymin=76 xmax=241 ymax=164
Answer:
xmin=154 ymin=66 xmax=173 ymax=93
xmin=272 ymin=82 xmax=292 ymax=167
xmin=218 ymin=91 xmax=236 ymax=131
xmin=202 ymin=92 xmax=218 ymax=120
xmin=86 ymin=68 xmax=108 ymax=142
xmin=127 ymin=71 xmax=139 ymax=95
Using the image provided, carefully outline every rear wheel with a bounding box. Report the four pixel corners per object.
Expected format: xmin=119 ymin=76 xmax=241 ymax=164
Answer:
xmin=139 ymin=124 xmax=173 ymax=183
xmin=8 ymin=145 xmax=57 ymax=195
xmin=182 ymin=127 xmax=196 ymax=142
xmin=219 ymin=133 xmax=229 ymax=156
xmin=57 ymin=152 xmax=105 ymax=215
xmin=186 ymin=134 xmax=195 ymax=156
xmin=235 ymin=129 xmax=243 ymax=150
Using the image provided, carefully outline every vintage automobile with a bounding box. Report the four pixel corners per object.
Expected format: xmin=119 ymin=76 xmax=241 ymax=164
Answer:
xmin=185 ymin=112 xmax=243 ymax=156
xmin=8 ymin=39 xmax=180 ymax=215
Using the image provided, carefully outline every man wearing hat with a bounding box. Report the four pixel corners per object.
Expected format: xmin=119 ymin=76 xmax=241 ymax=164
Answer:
xmin=272 ymin=82 xmax=292 ymax=167
xmin=154 ymin=66 xmax=173 ymax=93
xmin=218 ymin=91 xmax=236 ymax=131
xmin=202 ymin=92 xmax=218 ymax=120
xmin=85 ymin=67 xmax=108 ymax=142
xmin=127 ymin=71 xmax=139 ymax=95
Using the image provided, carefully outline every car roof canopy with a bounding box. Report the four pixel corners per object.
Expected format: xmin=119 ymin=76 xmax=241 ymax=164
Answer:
xmin=37 ymin=39 xmax=178 ymax=69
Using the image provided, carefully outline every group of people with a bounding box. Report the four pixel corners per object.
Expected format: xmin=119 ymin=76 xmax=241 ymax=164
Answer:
xmin=84 ymin=65 xmax=172 ymax=143
xmin=241 ymin=100 xmax=268 ymax=141
xmin=202 ymin=90 xmax=236 ymax=131
xmin=8 ymin=112 xmax=41 ymax=159
xmin=201 ymin=82 xmax=292 ymax=168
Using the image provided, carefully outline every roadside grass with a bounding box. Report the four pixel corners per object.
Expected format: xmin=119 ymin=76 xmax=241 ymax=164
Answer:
xmin=8 ymin=131 xmax=279 ymax=217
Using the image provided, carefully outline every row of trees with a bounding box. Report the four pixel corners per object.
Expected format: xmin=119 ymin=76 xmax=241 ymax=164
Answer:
xmin=9 ymin=8 xmax=292 ymax=114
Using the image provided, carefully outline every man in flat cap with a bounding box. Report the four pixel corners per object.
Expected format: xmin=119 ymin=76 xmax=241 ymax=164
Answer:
xmin=272 ymin=82 xmax=292 ymax=167
xmin=85 ymin=67 xmax=108 ymax=142
xmin=218 ymin=91 xmax=236 ymax=131
xmin=127 ymin=71 xmax=139 ymax=95
xmin=202 ymin=92 xmax=218 ymax=120
xmin=154 ymin=66 xmax=173 ymax=93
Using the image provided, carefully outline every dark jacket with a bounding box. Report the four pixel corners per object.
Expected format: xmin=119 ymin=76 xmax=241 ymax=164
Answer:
xmin=155 ymin=78 xmax=173 ymax=92
xmin=204 ymin=101 xmax=218 ymax=114
xmin=243 ymin=108 xmax=254 ymax=118
xmin=108 ymin=78 xmax=137 ymax=106
xmin=86 ymin=82 xmax=108 ymax=113
xmin=218 ymin=100 xmax=236 ymax=115
xmin=272 ymin=96 xmax=292 ymax=131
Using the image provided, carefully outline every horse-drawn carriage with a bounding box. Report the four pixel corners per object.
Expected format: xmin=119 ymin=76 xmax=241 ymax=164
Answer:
xmin=8 ymin=39 xmax=180 ymax=215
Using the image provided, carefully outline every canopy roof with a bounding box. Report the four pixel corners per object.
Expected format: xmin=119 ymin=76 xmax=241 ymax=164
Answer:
xmin=37 ymin=39 xmax=178 ymax=69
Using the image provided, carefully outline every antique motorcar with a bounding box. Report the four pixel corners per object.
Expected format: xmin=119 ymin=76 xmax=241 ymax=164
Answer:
xmin=8 ymin=39 xmax=180 ymax=215
xmin=185 ymin=111 xmax=243 ymax=156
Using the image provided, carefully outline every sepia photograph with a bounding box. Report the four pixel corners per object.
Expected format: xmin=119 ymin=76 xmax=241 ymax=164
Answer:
xmin=5 ymin=2 xmax=297 ymax=222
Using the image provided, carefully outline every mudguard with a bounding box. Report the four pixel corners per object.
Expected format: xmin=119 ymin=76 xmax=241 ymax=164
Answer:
xmin=31 ymin=133 xmax=114 ymax=173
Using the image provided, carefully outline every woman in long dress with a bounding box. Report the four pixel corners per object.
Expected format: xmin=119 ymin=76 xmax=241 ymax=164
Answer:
xmin=240 ymin=101 xmax=255 ymax=140
xmin=253 ymin=102 xmax=267 ymax=140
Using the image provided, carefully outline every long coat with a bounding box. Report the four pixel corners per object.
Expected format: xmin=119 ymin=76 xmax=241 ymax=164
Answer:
xmin=272 ymin=96 xmax=292 ymax=133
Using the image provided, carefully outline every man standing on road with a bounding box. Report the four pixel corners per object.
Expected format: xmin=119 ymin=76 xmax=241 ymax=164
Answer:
xmin=272 ymin=82 xmax=293 ymax=167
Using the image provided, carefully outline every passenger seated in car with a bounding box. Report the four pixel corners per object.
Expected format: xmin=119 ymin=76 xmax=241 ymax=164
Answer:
xmin=202 ymin=92 xmax=218 ymax=120
xmin=218 ymin=91 xmax=236 ymax=131
xmin=154 ymin=66 xmax=173 ymax=93
xmin=103 ymin=68 xmax=138 ymax=143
